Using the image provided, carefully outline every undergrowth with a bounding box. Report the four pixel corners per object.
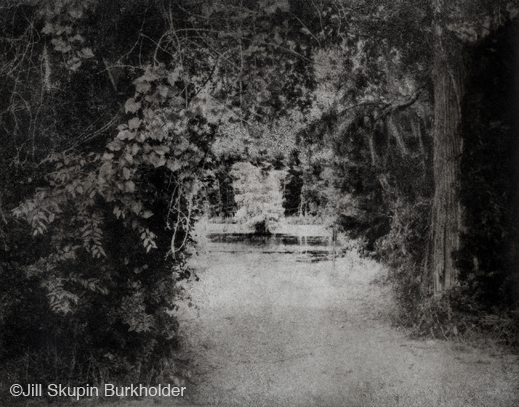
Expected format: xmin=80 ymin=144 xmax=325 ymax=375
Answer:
xmin=365 ymin=195 xmax=519 ymax=352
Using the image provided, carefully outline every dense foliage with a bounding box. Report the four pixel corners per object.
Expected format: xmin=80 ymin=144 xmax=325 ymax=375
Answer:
xmin=1 ymin=0 xmax=518 ymax=394
xmin=293 ymin=1 xmax=519 ymax=344
xmin=0 ymin=0 xmax=315 ymax=389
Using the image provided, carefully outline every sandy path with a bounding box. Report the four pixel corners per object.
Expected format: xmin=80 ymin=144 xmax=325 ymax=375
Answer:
xmin=176 ymin=250 xmax=519 ymax=407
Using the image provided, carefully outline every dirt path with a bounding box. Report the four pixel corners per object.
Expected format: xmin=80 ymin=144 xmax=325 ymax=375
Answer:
xmin=176 ymin=250 xmax=519 ymax=407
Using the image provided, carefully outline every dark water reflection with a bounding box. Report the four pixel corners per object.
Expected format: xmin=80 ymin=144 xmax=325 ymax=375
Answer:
xmin=207 ymin=233 xmax=330 ymax=246
xmin=206 ymin=233 xmax=335 ymax=262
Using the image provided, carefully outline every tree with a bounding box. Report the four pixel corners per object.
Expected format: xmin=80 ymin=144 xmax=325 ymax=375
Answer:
xmin=428 ymin=0 xmax=519 ymax=296
xmin=231 ymin=161 xmax=286 ymax=234
xmin=294 ymin=0 xmax=434 ymax=250
xmin=290 ymin=0 xmax=519 ymax=337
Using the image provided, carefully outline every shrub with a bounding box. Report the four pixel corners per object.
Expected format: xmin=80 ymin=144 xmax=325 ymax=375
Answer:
xmin=0 ymin=158 xmax=197 ymax=388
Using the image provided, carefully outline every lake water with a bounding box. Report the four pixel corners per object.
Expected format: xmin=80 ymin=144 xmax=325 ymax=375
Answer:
xmin=206 ymin=232 xmax=337 ymax=262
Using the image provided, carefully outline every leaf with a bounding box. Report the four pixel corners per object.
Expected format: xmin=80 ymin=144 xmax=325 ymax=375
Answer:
xmin=122 ymin=167 xmax=131 ymax=180
xmin=153 ymin=145 xmax=170 ymax=155
xmin=97 ymin=246 xmax=106 ymax=257
xmin=107 ymin=139 xmax=123 ymax=151
xmin=135 ymin=81 xmax=151 ymax=94
xmin=131 ymin=143 xmax=140 ymax=155
xmin=51 ymin=38 xmax=71 ymax=53
xmin=113 ymin=206 xmax=122 ymax=218
xmin=68 ymin=57 xmax=82 ymax=71
xmin=167 ymin=67 xmax=182 ymax=85
xmin=141 ymin=69 xmax=161 ymax=82
xmin=69 ymin=7 xmax=83 ymax=19
xmin=157 ymin=84 xmax=169 ymax=98
xmin=70 ymin=34 xmax=84 ymax=43
xmin=131 ymin=201 xmax=143 ymax=215
xmin=141 ymin=210 xmax=153 ymax=219
xmin=125 ymin=180 xmax=136 ymax=193
xmin=54 ymin=24 xmax=72 ymax=36
xmin=125 ymin=98 xmax=141 ymax=114
xmin=117 ymin=130 xmax=134 ymax=140
xmin=148 ymin=153 xmax=166 ymax=168
xmin=78 ymin=47 xmax=94 ymax=59
xmin=166 ymin=159 xmax=182 ymax=172
xmin=508 ymin=2 xmax=519 ymax=19
xmin=42 ymin=23 xmax=54 ymax=35
xmin=128 ymin=117 xmax=142 ymax=130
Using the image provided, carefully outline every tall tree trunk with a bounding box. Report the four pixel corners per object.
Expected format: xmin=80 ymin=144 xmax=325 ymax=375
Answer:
xmin=430 ymin=25 xmax=466 ymax=296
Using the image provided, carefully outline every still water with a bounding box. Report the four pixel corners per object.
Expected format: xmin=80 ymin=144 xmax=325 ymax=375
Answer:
xmin=206 ymin=233 xmax=336 ymax=262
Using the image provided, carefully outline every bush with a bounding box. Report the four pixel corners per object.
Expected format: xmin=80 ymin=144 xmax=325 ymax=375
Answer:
xmin=374 ymin=196 xmax=431 ymax=327
xmin=1 ymin=132 xmax=203 ymax=389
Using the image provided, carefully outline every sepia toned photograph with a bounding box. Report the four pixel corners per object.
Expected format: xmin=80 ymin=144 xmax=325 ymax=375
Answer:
xmin=0 ymin=1 xmax=518 ymax=406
